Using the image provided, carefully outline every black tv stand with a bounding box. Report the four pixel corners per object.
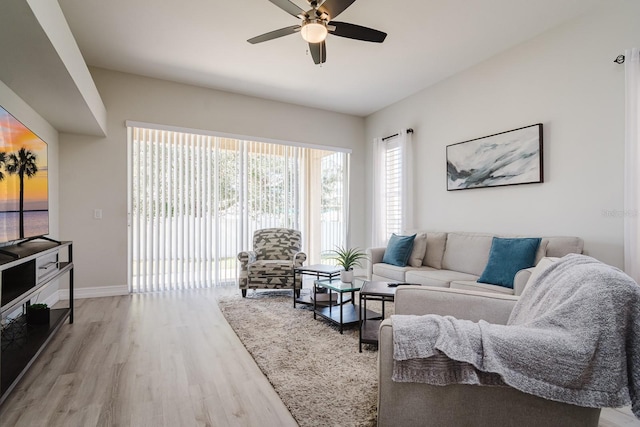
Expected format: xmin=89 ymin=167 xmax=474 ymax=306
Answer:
xmin=0 ymin=249 xmax=20 ymax=259
xmin=0 ymin=240 xmax=73 ymax=405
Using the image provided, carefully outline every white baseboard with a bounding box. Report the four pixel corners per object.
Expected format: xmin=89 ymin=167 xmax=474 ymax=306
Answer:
xmin=42 ymin=292 xmax=61 ymax=308
xmin=58 ymin=284 xmax=129 ymax=300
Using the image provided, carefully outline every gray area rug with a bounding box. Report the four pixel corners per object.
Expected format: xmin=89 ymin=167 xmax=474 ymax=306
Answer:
xmin=217 ymin=290 xmax=392 ymax=427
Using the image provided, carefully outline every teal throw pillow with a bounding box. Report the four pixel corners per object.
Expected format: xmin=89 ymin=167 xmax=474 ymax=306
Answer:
xmin=478 ymin=237 xmax=542 ymax=288
xmin=382 ymin=233 xmax=416 ymax=267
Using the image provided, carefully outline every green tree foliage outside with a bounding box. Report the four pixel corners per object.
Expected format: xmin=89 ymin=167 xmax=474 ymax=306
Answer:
xmin=133 ymin=143 xmax=298 ymax=222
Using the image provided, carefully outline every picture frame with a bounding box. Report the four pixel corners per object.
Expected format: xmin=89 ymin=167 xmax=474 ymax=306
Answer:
xmin=446 ymin=123 xmax=543 ymax=191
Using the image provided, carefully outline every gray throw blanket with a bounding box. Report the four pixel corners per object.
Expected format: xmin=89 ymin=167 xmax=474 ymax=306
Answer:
xmin=392 ymin=254 xmax=640 ymax=418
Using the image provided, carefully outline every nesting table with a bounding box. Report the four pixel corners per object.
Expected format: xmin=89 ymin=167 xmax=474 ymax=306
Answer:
xmin=313 ymin=278 xmax=379 ymax=334
xmin=359 ymin=281 xmax=397 ymax=352
xmin=293 ymin=264 xmax=343 ymax=308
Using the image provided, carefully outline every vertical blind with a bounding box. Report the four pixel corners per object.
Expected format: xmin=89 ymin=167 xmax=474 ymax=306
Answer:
xmin=128 ymin=125 xmax=349 ymax=292
xmin=371 ymin=130 xmax=413 ymax=246
xmin=384 ymin=141 xmax=402 ymax=236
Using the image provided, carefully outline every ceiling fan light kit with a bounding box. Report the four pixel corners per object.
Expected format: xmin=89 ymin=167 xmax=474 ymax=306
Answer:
xmin=248 ymin=0 xmax=387 ymax=65
xmin=301 ymin=20 xmax=328 ymax=43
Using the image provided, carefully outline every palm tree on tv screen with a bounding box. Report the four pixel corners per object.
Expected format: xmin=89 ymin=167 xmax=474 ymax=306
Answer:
xmin=0 ymin=152 xmax=6 ymax=181
xmin=7 ymin=147 xmax=38 ymax=238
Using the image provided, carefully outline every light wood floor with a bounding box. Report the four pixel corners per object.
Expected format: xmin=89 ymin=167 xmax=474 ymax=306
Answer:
xmin=0 ymin=287 xmax=638 ymax=427
xmin=0 ymin=287 xmax=296 ymax=427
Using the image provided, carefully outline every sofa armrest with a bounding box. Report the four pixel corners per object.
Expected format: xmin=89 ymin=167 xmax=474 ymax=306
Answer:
xmin=366 ymin=247 xmax=386 ymax=279
xmin=394 ymin=286 xmax=518 ymax=324
xmin=513 ymin=257 xmax=560 ymax=297
xmin=378 ymin=316 xmax=601 ymax=427
xmin=513 ymin=267 xmax=534 ymax=296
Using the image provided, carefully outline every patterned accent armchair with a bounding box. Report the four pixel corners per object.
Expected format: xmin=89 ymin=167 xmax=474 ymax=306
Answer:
xmin=237 ymin=228 xmax=307 ymax=297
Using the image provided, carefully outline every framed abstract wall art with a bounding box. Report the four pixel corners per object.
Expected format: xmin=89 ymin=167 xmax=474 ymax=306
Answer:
xmin=446 ymin=123 xmax=543 ymax=191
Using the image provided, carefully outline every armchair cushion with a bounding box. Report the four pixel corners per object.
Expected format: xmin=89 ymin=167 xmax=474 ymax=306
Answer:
xmin=248 ymin=260 xmax=294 ymax=277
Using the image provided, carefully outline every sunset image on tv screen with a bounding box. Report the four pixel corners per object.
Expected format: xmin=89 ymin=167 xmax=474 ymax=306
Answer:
xmin=0 ymin=105 xmax=49 ymax=242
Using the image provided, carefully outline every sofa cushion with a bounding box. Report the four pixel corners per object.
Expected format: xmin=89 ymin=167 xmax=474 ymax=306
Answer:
xmin=409 ymin=233 xmax=428 ymax=267
xmin=534 ymin=239 xmax=549 ymax=264
xmin=450 ymin=280 xmax=515 ymax=295
xmin=405 ymin=269 xmax=478 ymax=287
xmin=382 ymin=233 xmax=416 ymax=267
xmin=423 ymin=232 xmax=447 ymax=269
xmin=478 ymin=237 xmax=541 ymax=288
xmin=544 ymin=237 xmax=584 ymax=257
xmin=373 ymin=263 xmax=421 ymax=282
xmin=441 ymin=233 xmax=494 ymax=276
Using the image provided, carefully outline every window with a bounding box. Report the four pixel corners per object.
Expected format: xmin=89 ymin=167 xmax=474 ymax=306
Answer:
xmin=127 ymin=123 xmax=350 ymax=292
xmin=320 ymin=152 xmax=349 ymax=262
xmin=372 ymin=130 xmax=413 ymax=246
xmin=384 ymin=141 xmax=402 ymax=236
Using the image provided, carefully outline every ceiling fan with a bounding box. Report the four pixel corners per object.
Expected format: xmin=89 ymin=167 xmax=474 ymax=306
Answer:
xmin=247 ymin=0 xmax=387 ymax=64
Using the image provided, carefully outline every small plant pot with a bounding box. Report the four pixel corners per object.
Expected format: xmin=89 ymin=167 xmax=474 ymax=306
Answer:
xmin=340 ymin=270 xmax=354 ymax=283
xmin=26 ymin=307 xmax=50 ymax=326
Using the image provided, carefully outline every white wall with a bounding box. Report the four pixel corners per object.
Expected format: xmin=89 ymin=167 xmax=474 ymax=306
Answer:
xmin=59 ymin=69 xmax=365 ymax=293
xmin=365 ymin=1 xmax=640 ymax=269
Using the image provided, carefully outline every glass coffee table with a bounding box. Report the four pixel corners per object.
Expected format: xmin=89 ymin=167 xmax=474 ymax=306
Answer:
xmin=314 ymin=278 xmax=379 ymax=334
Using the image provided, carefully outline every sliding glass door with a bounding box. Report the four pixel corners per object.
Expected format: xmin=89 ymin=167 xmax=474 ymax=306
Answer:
xmin=127 ymin=124 xmax=349 ymax=292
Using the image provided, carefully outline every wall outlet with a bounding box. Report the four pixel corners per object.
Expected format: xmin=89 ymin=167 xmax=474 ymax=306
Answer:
xmin=94 ymin=209 xmax=103 ymax=220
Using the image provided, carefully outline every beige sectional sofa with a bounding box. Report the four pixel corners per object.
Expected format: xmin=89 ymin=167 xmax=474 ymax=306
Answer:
xmin=377 ymin=285 xmax=600 ymax=426
xmin=366 ymin=231 xmax=584 ymax=296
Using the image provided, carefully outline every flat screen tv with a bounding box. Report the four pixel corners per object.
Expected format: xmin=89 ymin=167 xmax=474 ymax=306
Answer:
xmin=0 ymin=105 xmax=49 ymax=244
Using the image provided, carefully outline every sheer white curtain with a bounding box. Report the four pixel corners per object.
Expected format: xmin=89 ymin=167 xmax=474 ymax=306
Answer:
xmin=625 ymin=48 xmax=640 ymax=283
xmin=371 ymin=130 xmax=414 ymax=247
xmin=398 ymin=129 xmax=414 ymax=233
xmin=371 ymin=137 xmax=387 ymax=247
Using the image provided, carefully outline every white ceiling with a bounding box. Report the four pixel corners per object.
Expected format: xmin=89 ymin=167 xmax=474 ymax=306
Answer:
xmin=58 ymin=0 xmax=608 ymax=117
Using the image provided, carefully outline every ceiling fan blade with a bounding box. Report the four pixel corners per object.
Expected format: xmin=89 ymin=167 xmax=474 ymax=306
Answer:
xmin=269 ymin=0 xmax=307 ymax=18
xmin=329 ymin=21 xmax=386 ymax=43
xmin=308 ymin=41 xmax=327 ymax=64
xmin=317 ymin=0 xmax=356 ymax=20
xmin=248 ymin=25 xmax=301 ymax=44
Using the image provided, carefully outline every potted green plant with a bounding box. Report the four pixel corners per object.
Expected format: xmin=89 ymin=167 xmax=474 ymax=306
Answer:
xmin=330 ymin=246 xmax=367 ymax=283
xmin=26 ymin=303 xmax=50 ymax=326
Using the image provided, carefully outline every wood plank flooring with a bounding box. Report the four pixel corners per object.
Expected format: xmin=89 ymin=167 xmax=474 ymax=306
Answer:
xmin=0 ymin=287 xmax=638 ymax=426
xmin=0 ymin=288 xmax=296 ymax=427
